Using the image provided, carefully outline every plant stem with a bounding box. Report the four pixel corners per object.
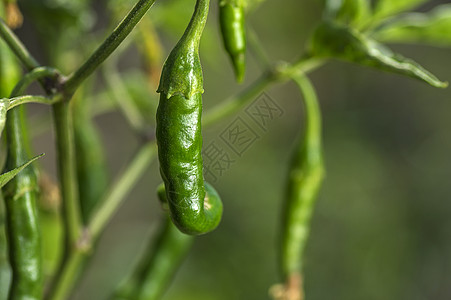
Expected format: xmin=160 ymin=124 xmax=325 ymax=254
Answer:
xmin=247 ymin=26 xmax=271 ymax=70
xmin=203 ymin=56 xmax=324 ymax=126
xmin=7 ymin=95 xmax=55 ymax=109
xmin=89 ymin=141 xmax=157 ymax=240
xmin=63 ymin=0 xmax=157 ymax=95
xmin=45 ymin=250 xmax=85 ymax=300
xmin=45 ymin=102 xmax=83 ymax=300
xmin=52 ymin=102 xmax=82 ymax=251
xmin=0 ymin=19 xmax=39 ymax=70
xmin=44 ymin=141 xmax=157 ymax=300
xmin=102 ymin=61 xmax=146 ymax=133
xmin=10 ymin=67 xmax=60 ymax=96
xmin=6 ymin=67 xmax=61 ymax=109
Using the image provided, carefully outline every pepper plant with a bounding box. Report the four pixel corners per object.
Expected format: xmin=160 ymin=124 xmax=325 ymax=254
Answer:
xmin=0 ymin=0 xmax=450 ymax=299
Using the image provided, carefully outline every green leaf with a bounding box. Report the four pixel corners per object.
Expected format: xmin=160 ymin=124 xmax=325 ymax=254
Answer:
xmin=326 ymin=0 xmax=371 ymax=27
xmin=373 ymin=4 xmax=451 ymax=46
xmin=373 ymin=0 xmax=429 ymax=21
xmin=0 ymin=154 xmax=44 ymax=189
xmin=310 ymin=21 xmax=447 ymax=88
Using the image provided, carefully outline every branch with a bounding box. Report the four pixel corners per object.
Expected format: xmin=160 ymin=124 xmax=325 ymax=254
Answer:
xmin=7 ymin=95 xmax=55 ymax=109
xmin=63 ymin=0 xmax=157 ymax=95
xmin=89 ymin=141 xmax=157 ymax=240
xmin=0 ymin=18 xmax=39 ymax=70
xmin=203 ymin=56 xmax=324 ymax=126
xmin=44 ymin=141 xmax=157 ymax=300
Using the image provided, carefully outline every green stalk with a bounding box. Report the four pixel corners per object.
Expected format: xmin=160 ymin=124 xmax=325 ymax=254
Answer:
xmin=73 ymin=86 xmax=109 ymax=224
xmin=63 ymin=0 xmax=157 ymax=95
xmin=45 ymin=142 xmax=157 ymax=300
xmin=203 ymin=56 xmax=324 ymax=126
xmin=45 ymin=101 xmax=83 ymax=300
xmin=102 ymin=60 xmax=146 ymax=134
xmin=7 ymin=95 xmax=55 ymax=109
xmin=89 ymin=142 xmax=157 ymax=239
xmin=52 ymin=101 xmax=82 ymax=250
xmin=0 ymin=19 xmax=39 ymax=70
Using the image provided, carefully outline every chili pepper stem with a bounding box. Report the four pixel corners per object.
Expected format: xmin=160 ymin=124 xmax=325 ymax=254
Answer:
xmin=232 ymin=52 xmax=246 ymax=83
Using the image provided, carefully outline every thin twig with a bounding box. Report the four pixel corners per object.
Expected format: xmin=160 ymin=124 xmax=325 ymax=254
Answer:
xmin=7 ymin=95 xmax=55 ymax=109
xmin=63 ymin=0 xmax=157 ymax=95
xmin=89 ymin=141 xmax=157 ymax=240
xmin=203 ymin=56 xmax=324 ymax=126
xmin=0 ymin=18 xmax=39 ymax=70
xmin=102 ymin=59 xmax=147 ymax=133
xmin=247 ymin=26 xmax=271 ymax=69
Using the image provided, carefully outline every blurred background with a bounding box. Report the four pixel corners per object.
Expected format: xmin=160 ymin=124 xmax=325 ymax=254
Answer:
xmin=11 ymin=0 xmax=451 ymax=299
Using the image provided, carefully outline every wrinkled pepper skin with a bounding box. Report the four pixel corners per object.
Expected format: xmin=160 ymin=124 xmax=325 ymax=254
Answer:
xmin=219 ymin=0 xmax=246 ymax=82
xmin=156 ymin=0 xmax=223 ymax=235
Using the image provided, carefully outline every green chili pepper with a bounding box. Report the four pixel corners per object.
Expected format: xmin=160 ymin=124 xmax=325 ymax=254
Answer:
xmin=278 ymin=74 xmax=324 ymax=298
xmin=1 ymin=35 xmax=43 ymax=297
xmin=3 ymin=105 xmax=43 ymax=300
xmin=156 ymin=0 xmax=223 ymax=235
xmin=0 ymin=137 xmax=9 ymax=300
xmin=219 ymin=0 xmax=246 ymax=82
xmin=0 ymin=192 xmax=10 ymax=300
xmin=0 ymin=18 xmax=19 ymax=300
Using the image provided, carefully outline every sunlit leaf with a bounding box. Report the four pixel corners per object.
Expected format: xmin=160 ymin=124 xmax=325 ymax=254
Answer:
xmin=373 ymin=0 xmax=429 ymax=20
xmin=243 ymin=0 xmax=266 ymax=11
xmin=0 ymin=154 xmax=44 ymax=188
xmin=326 ymin=0 xmax=371 ymax=27
xmin=0 ymin=100 xmax=6 ymax=140
xmin=310 ymin=21 xmax=447 ymax=88
xmin=373 ymin=4 xmax=451 ymax=47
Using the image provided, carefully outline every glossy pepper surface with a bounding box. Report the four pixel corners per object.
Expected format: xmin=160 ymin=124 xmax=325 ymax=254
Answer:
xmin=156 ymin=0 xmax=223 ymax=235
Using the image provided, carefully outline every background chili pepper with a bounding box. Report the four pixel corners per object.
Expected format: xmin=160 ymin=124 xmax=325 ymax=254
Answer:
xmin=219 ymin=0 xmax=246 ymax=82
